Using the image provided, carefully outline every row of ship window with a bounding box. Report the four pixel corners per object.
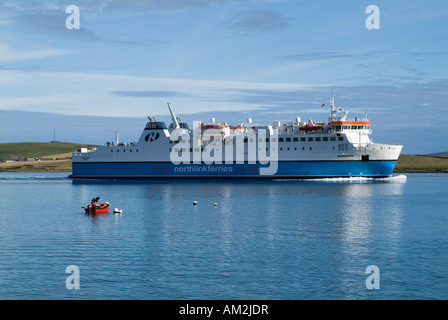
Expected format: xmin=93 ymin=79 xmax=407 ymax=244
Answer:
xmin=111 ymin=149 xmax=139 ymax=152
xmin=110 ymin=136 xmax=346 ymax=152
xmin=169 ymin=144 xmax=348 ymax=153
xmin=170 ymin=136 xmax=345 ymax=143
xmin=336 ymin=125 xmax=371 ymax=130
xmin=261 ymin=136 xmax=344 ymax=142
xmin=109 ymin=143 xmax=348 ymax=153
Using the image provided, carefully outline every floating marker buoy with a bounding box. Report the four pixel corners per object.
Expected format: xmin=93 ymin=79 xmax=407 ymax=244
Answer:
xmin=193 ymin=201 xmax=197 ymax=206
xmin=214 ymin=203 xmax=217 ymax=207
xmin=114 ymin=208 xmax=122 ymax=214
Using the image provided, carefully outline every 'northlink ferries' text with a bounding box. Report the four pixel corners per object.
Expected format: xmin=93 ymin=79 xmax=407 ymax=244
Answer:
xmin=169 ymin=122 xmax=278 ymax=175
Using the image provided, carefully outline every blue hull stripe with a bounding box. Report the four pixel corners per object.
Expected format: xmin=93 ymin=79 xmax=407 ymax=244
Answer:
xmin=70 ymin=160 xmax=397 ymax=179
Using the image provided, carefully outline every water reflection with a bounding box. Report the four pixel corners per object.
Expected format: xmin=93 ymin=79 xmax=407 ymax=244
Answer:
xmin=83 ymin=211 xmax=111 ymax=231
xmin=71 ymin=176 xmax=408 ymax=298
xmin=338 ymin=182 xmax=405 ymax=242
xmin=340 ymin=184 xmax=374 ymax=243
xmin=335 ymin=181 xmax=406 ymax=297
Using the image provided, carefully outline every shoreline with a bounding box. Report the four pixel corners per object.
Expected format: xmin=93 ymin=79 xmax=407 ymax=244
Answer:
xmin=0 ymin=159 xmax=71 ymax=172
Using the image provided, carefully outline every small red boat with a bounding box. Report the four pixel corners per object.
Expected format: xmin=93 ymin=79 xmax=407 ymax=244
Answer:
xmin=83 ymin=202 xmax=110 ymax=214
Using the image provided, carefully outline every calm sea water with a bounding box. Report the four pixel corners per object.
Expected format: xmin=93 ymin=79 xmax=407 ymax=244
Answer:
xmin=0 ymin=173 xmax=447 ymax=300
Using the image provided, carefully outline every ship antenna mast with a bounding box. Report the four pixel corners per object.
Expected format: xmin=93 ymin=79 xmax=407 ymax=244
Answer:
xmin=330 ymin=91 xmax=337 ymax=121
xmin=167 ymin=102 xmax=180 ymax=129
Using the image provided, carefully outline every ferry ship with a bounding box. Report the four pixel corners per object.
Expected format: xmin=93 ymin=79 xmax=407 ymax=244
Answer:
xmin=69 ymin=93 xmax=402 ymax=179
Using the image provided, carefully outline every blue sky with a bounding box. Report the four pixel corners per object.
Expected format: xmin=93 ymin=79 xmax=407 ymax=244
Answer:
xmin=0 ymin=0 xmax=447 ymax=154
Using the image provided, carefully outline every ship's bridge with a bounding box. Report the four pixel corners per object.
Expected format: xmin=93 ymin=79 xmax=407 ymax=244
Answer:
xmin=328 ymin=120 xmax=372 ymax=134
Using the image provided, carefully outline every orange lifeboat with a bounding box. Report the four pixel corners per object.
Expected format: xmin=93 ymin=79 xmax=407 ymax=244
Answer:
xmin=83 ymin=202 xmax=110 ymax=214
xmin=201 ymin=123 xmax=227 ymax=130
xmin=299 ymin=123 xmax=324 ymax=131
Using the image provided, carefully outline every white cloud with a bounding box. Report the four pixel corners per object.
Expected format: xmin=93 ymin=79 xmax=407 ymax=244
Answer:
xmin=0 ymin=68 xmax=328 ymax=117
xmin=0 ymin=96 xmax=82 ymax=109
xmin=0 ymin=0 xmax=229 ymax=15
xmin=34 ymin=70 xmax=320 ymax=91
xmin=0 ymin=45 xmax=74 ymax=62
xmin=1 ymin=68 xmax=446 ymax=122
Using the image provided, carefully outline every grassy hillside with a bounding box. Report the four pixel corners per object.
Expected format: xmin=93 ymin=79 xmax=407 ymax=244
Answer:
xmin=394 ymin=154 xmax=448 ymax=173
xmin=0 ymin=142 xmax=98 ymax=172
xmin=0 ymin=142 xmax=96 ymax=159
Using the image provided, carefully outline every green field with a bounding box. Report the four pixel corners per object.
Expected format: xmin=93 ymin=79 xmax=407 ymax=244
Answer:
xmin=0 ymin=142 xmax=96 ymax=172
xmin=0 ymin=142 xmax=96 ymax=159
xmin=394 ymin=154 xmax=448 ymax=173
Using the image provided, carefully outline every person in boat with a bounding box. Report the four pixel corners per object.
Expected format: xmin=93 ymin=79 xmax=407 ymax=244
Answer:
xmin=91 ymin=196 xmax=100 ymax=209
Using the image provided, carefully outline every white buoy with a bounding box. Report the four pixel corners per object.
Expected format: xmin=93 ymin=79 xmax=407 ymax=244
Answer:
xmin=193 ymin=201 xmax=197 ymax=206
xmin=114 ymin=208 xmax=122 ymax=214
xmin=214 ymin=203 xmax=217 ymax=207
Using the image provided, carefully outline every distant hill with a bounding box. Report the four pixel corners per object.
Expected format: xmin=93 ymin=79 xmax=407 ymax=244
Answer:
xmin=426 ymin=151 xmax=448 ymax=157
xmin=0 ymin=142 xmax=97 ymax=159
